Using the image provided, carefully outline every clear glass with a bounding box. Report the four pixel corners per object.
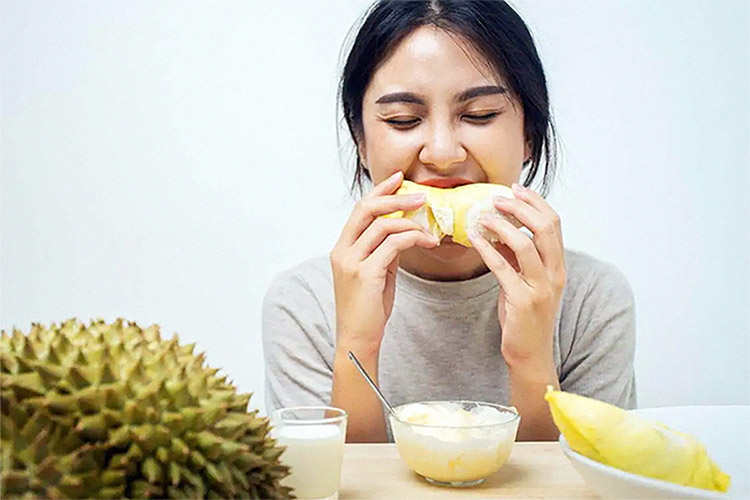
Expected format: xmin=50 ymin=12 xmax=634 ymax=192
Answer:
xmin=390 ymin=400 xmax=520 ymax=487
xmin=272 ymin=406 xmax=348 ymax=500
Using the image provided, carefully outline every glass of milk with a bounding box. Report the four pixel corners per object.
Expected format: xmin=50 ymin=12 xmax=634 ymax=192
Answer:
xmin=272 ymin=406 xmax=347 ymax=500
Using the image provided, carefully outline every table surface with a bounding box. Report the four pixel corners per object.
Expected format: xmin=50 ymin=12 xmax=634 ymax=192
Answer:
xmin=339 ymin=442 xmax=598 ymax=499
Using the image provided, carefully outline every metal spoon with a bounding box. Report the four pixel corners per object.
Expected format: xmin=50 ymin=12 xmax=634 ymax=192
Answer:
xmin=348 ymin=351 xmax=400 ymax=421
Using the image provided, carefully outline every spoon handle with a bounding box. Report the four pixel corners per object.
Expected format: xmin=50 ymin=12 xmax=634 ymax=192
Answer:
xmin=348 ymin=351 xmax=398 ymax=419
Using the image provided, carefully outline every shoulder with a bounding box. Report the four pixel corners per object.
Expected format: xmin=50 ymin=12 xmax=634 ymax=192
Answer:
xmin=558 ymin=248 xmax=636 ymax=352
xmin=262 ymin=255 xmax=335 ymax=337
xmin=264 ymin=255 xmax=333 ymax=305
xmin=557 ymin=250 xmax=637 ymax=408
xmin=563 ymin=249 xmax=634 ymax=305
xmin=558 ymin=249 xmax=636 ymax=351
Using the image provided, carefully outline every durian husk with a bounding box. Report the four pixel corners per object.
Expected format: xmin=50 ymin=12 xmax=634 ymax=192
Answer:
xmin=385 ymin=180 xmax=519 ymax=247
xmin=0 ymin=318 xmax=293 ymax=499
xmin=545 ymin=387 xmax=730 ymax=492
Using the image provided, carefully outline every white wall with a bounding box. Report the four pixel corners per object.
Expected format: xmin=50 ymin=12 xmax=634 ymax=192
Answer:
xmin=2 ymin=0 xmax=748 ymax=415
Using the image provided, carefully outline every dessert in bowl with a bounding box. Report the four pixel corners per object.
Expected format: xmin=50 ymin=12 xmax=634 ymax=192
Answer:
xmin=389 ymin=400 xmax=520 ymax=487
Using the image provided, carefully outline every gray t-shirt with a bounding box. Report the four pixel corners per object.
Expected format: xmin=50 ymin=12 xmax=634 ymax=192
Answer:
xmin=263 ymin=249 xmax=636 ymax=439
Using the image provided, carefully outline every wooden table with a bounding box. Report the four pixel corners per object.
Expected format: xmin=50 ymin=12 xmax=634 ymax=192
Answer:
xmin=339 ymin=442 xmax=598 ymax=499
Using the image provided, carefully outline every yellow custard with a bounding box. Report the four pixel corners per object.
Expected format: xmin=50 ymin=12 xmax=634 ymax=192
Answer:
xmin=391 ymin=402 xmax=519 ymax=484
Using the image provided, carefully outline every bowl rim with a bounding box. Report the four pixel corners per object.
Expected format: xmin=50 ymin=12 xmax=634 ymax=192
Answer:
xmin=390 ymin=400 xmax=520 ymax=429
xmin=558 ymin=434 xmax=727 ymax=499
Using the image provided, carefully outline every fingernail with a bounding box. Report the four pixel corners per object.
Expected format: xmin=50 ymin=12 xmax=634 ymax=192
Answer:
xmin=493 ymin=195 xmax=509 ymax=204
xmin=512 ymin=183 xmax=526 ymax=192
xmin=391 ymin=171 xmax=404 ymax=181
xmin=407 ymin=193 xmax=426 ymax=202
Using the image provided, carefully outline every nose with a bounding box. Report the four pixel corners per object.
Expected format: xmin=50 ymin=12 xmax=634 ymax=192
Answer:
xmin=418 ymin=120 xmax=467 ymax=171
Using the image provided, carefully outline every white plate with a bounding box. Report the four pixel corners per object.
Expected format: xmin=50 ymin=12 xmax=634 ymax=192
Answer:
xmin=559 ymin=405 xmax=749 ymax=499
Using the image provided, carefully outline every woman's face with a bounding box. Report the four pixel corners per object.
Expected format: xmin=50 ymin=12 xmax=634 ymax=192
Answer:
xmin=360 ymin=25 xmax=528 ymax=187
xmin=359 ymin=26 xmax=529 ymax=266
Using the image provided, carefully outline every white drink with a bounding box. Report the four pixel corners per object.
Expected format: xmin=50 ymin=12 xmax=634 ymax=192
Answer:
xmin=275 ymin=423 xmax=346 ymax=500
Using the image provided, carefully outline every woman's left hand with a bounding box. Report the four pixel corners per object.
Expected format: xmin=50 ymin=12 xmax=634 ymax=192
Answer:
xmin=468 ymin=183 xmax=566 ymax=370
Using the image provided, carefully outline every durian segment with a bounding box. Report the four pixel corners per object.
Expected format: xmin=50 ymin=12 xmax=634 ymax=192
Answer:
xmin=409 ymin=205 xmax=443 ymax=240
xmin=450 ymin=183 xmax=514 ymax=247
xmin=544 ymin=387 xmax=731 ymax=493
xmin=386 ymin=180 xmax=516 ymax=247
xmin=430 ymin=204 xmax=454 ymax=237
xmin=383 ymin=181 xmax=444 ymax=240
xmin=0 ymin=319 xmax=293 ymax=500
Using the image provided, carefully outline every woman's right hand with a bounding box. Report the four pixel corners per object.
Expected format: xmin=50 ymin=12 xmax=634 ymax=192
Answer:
xmin=330 ymin=170 xmax=440 ymax=356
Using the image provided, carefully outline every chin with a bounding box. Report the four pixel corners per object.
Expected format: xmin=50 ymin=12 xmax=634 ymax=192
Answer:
xmin=425 ymin=237 xmax=473 ymax=261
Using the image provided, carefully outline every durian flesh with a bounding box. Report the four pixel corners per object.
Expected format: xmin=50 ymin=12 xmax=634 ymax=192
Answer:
xmin=545 ymin=387 xmax=730 ymax=492
xmin=385 ymin=180 xmax=518 ymax=247
xmin=0 ymin=319 xmax=293 ymax=499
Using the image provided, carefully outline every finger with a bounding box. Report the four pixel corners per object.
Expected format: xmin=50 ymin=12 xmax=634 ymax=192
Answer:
xmin=468 ymin=230 xmax=526 ymax=295
xmin=365 ymin=170 xmax=404 ymax=199
xmin=493 ymin=195 xmax=564 ymax=273
xmin=338 ymin=193 xmax=426 ymax=247
xmin=493 ymin=241 xmax=521 ymax=273
xmin=478 ymin=214 xmax=546 ymax=285
xmin=512 ymin=184 xmax=562 ymax=237
xmin=351 ymin=217 xmax=438 ymax=261
xmin=362 ymin=230 xmax=439 ymax=273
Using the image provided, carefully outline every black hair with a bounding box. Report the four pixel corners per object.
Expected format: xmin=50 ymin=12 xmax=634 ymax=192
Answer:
xmin=338 ymin=0 xmax=557 ymax=196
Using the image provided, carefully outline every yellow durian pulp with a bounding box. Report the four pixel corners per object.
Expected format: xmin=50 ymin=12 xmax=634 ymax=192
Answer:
xmin=545 ymin=387 xmax=730 ymax=493
xmin=385 ymin=180 xmax=516 ymax=247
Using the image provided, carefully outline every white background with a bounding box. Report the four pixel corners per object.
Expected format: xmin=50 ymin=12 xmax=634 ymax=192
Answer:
xmin=2 ymin=0 xmax=748 ymax=415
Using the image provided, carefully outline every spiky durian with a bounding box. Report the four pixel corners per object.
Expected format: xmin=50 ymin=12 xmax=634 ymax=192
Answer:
xmin=0 ymin=318 xmax=293 ymax=499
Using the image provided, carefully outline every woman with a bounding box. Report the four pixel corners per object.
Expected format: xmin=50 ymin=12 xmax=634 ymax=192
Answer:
xmin=263 ymin=0 xmax=636 ymax=442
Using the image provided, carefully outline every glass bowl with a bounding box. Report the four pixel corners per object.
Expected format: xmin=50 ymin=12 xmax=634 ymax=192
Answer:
xmin=389 ymin=400 xmax=520 ymax=487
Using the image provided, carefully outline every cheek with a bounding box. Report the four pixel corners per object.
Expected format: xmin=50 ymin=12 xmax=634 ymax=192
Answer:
xmin=361 ymin=121 xmax=421 ymax=184
xmin=466 ymin=122 xmax=526 ymax=184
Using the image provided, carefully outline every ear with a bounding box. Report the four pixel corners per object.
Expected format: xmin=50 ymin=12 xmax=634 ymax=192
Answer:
xmin=357 ymin=141 xmax=368 ymax=171
xmin=523 ymin=140 xmax=532 ymax=165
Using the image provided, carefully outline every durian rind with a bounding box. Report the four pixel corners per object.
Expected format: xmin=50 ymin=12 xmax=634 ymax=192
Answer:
xmin=545 ymin=387 xmax=730 ymax=493
xmin=0 ymin=319 xmax=293 ymax=499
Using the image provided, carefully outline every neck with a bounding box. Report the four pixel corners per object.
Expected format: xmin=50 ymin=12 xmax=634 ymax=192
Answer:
xmin=398 ymin=244 xmax=490 ymax=281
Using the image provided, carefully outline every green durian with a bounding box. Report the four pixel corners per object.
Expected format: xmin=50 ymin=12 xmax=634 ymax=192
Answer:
xmin=0 ymin=318 xmax=293 ymax=499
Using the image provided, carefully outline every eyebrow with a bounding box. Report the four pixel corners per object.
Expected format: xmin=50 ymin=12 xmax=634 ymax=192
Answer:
xmin=456 ymin=85 xmax=507 ymax=102
xmin=375 ymin=92 xmax=426 ymax=105
xmin=375 ymin=85 xmax=507 ymax=105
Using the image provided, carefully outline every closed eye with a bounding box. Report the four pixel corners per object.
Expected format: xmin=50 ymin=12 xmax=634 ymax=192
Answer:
xmin=463 ymin=112 xmax=499 ymax=124
xmin=385 ymin=117 xmax=421 ymax=129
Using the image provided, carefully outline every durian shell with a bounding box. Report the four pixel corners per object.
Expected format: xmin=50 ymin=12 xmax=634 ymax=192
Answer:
xmin=0 ymin=319 xmax=294 ymax=500
xmin=545 ymin=387 xmax=730 ymax=493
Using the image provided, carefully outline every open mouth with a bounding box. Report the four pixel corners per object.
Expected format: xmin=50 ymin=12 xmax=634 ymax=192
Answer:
xmin=416 ymin=177 xmax=474 ymax=189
